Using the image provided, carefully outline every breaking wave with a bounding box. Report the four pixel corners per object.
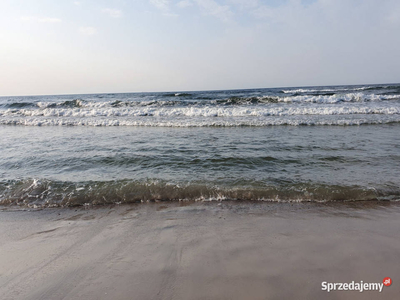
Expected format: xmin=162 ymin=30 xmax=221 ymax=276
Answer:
xmin=281 ymin=85 xmax=400 ymax=94
xmin=1 ymin=85 xmax=399 ymax=127
xmin=0 ymin=179 xmax=398 ymax=208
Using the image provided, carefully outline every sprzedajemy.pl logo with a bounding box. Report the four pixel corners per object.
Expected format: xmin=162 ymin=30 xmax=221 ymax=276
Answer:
xmin=321 ymin=277 xmax=392 ymax=293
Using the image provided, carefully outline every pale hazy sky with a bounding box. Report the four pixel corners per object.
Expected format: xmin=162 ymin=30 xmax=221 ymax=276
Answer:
xmin=0 ymin=0 xmax=399 ymax=96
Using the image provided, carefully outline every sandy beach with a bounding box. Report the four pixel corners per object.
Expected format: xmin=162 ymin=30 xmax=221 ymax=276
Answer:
xmin=0 ymin=201 xmax=398 ymax=300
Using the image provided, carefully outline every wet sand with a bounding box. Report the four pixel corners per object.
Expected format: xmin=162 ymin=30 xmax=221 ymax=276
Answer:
xmin=0 ymin=201 xmax=399 ymax=300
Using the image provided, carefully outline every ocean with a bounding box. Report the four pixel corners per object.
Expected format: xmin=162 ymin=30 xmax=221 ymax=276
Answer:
xmin=0 ymin=84 xmax=399 ymax=207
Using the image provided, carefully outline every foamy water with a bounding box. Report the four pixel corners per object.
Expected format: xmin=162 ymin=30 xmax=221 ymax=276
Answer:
xmin=1 ymin=84 xmax=399 ymax=127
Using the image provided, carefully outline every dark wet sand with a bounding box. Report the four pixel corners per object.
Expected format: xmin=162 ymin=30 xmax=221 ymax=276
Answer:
xmin=0 ymin=201 xmax=399 ymax=300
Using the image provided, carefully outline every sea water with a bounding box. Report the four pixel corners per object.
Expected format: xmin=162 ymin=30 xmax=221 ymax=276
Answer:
xmin=0 ymin=84 xmax=399 ymax=207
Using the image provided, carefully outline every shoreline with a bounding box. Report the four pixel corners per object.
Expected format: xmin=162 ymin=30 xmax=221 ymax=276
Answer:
xmin=1 ymin=201 xmax=399 ymax=299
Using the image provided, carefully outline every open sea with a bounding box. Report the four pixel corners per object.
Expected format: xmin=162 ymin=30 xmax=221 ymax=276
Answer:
xmin=0 ymin=84 xmax=399 ymax=207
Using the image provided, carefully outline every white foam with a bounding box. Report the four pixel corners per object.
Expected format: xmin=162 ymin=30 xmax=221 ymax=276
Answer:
xmin=1 ymin=92 xmax=399 ymax=127
xmin=1 ymin=103 xmax=399 ymax=118
xmin=282 ymin=93 xmax=399 ymax=103
xmin=281 ymin=86 xmax=383 ymax=93
xmin=1 ymin=114 xmax=399 ymax=127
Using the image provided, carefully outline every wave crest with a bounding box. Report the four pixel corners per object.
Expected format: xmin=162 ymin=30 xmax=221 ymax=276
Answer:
xmin=0 ymin=179 xmax=398 ymax=208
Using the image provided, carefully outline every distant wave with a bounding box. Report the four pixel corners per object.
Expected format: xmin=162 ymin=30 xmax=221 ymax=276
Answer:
xmin=4 ymin=102 xmax=36 ymax=108
xmin=1 ymin=93 xmax=399 ymax=110
xmin=281 ymin=85 xmax=400 ymax=94
xmin=1 ymin=86 xmax=399 ymax=127
xmin=161 ymin=93 xmax=193 ymax=97
xmin=1 ymin=103 xmax=399 ymax=118
xmin=37 ymin=99 xmax=85 ymax=108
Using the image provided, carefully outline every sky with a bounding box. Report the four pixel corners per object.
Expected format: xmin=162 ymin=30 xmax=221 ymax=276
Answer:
xmin=0 ymin=0 xmax=399 ymax=96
